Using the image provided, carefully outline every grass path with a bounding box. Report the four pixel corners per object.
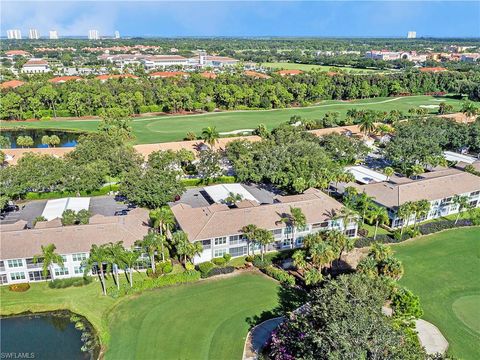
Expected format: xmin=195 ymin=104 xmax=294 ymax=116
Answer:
xmin=394 ymin=227 xmax=480 ymax=359
xmin=0 ymin=95 xmax=462 ymax=144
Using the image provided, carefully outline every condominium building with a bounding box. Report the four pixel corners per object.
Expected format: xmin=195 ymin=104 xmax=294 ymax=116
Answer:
xmin=29 ymin=29 xmax=39 ymax=40
xmin=407 ymin=31 xmax=417 ymax=39
xmin=21 ymin=59 xmax=50 ymax=73
xmin=114 ymin=30 xmax=120 ymax=39
xmin=88 ymin=29 xmax=100 ymax=40
xmin=141 ymin=55 xmax=189 ymax=69
xmin=337 ymin=168 xmax=480 ymax=228
xmin=0 ymin=208 xmax=149 ymax=285
xmin=6 ymin=29 xmax=22 ymax=39
xmin=171 ymin=187 xmax=358 ymax=264
xmin=49 ymin=30 xmax=59 ymax=39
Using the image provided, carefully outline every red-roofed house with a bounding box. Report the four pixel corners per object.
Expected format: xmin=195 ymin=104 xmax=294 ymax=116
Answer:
xmin=22 ymin=59 xmax=50 ymax=74
xmin=149 ymin=71 xmax=189 ymax=79
xmin=276 ymin=69 xmax=303 ymax=76
xmin=200 ymin=71 xmax=217 ymax=79
xmin=5 ymin=50 xmax=31 ymax=58
xmin=244 ymin=70 xmax=270 ymax=79
xmin=419 ymin=67 xmax=448 ymax=73
xmin=0 ymin=80 xmax=25 ymax=89
xmin=95 ymin=74 xmax=139 ymax=82
xmin=48 ymin=76 xmax=82 ymax=84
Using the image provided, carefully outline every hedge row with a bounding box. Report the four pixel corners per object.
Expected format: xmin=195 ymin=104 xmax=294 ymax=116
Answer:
xmin=48 ymin=276 xmax=93 ymax=289
xmin=25 ymin=184 xmax=119 ymax=200
xmin=263 ymin=265 xmax=295 ymax=286
xmin=206 ymin=266 xmax=235 ymax=277
xmin=181 ymin=176 xmax=236 ymax=187
xmin=108 ymin=270 xmax=200 ymax=298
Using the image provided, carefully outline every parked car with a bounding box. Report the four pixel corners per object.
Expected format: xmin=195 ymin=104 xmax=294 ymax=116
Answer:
xmin=114 ymin=209 xmax=129 ymax=216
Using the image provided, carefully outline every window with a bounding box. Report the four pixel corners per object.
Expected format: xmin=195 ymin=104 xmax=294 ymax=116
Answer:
xmin=229 ymin=235 xmax=246 ymax=245
xmin=74 ymin=266 xmax=84 ymax=275
xmin=229 ymin=246 xmax=248 ymax=257
xmin=72 ymin=253 xmax=87 ymax=262
xmin=29 ymin=271 xmax=50 ymax=281
xmin=345 ymin=229 xmax=356 ymax=238
xmin=297 ymin=225 xmax=309 ymax=232
xmin=61 ymin=255 xmax=68 ymax=262
xmin=0 ymin=274 xmax=7 ymax=284
xmin=214 ymin=248 xmax=227 ymax=257
xmin=201 ymin=240 xmax=211 ymax=249
xmin=470 ymin=191 xmax=480 ymax=197
xmin=214 ymin=237 xmax=227 ymax=246
xmin=10 ymin=272 xmax=26 ymax=281
xmin=54 ymin=267 xmax=69 ymax=276
xmin=296 ymin=237 xmax=304 ymax=245
xmin=282 ymin=239 xmax=291 ymax=247
xmin=469 ymin=200 xmax=478 ymax=208
xmin=271 ymin=229 xmax=283 ymax=236
xmin=7 ymin=259 xmax=23 ymax=268
xmin=0 ymin=261 xmax=5 ymax=270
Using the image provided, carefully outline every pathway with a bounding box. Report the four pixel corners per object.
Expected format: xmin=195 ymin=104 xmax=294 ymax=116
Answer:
xmin=415 ymin=319 xmax=449 ymax=355
xmin=243 ymin=317 xmax=284 ymax=360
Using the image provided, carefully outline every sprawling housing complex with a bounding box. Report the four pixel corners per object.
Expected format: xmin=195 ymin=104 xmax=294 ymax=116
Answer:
xmin=0 ymin=208 xmax=149 ymax=285
xmin=339 ymin=168 xmax=480 ymax=228
xmin=171 ymin=188 xmax=358 ymax=263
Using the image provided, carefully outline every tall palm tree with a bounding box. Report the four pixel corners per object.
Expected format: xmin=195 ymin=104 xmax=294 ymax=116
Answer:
xmin=33 ymin=244 xmax=64 ymax=282
xmin=397 ymin=201 xmax=414 ymax=236
xmin=120 ymin=250 xmax=141 ymax=288
xmin=280 ymin=207 xmax=306 ymax=248
xmin=136 ymin=232 xmax=163 ymax=272
xmin=106 ymin=242 xmax=125 ymax=290
xmin=358 ymin=113 xmax=376 ymax=136
xmin=149 ymin=207 xmax=175 ymax=261
xmin=83 ymin=244 xmax=110 ymax=296
xmin=186 ymin=242 xmax=203 ymax=265
xmin=461 ymin=100 xmax=478 ymax=119
xmin=334 ymin=206 xmax=359 ymax=230
xmin=255 ymin=228 xmax=275 ymax=260
xmin=357 ymin=192 xmax=375 ymax=223
xmin=452 ymin=195 xmax=470 ymax=224
xmin=201 ymin=126 xmax=220 ymax=149
xmin=172 ymin=231 xmax=202 ymax=265
xmin=412 ymin=199 xmax=430 ymax=229
xmin=242 ymin=224 xmax=259 ymax=255
xmin=367 ymin=206 xmax=389 ymax=240
xmin=324 ymin=230 xmax=355 ymax=263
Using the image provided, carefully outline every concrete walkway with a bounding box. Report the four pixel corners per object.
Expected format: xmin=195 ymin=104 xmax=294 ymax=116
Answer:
xmin=243 ymin=317 xmax=284 ymax=360
xmin=415 ymin=319 xmax=449 ymax=355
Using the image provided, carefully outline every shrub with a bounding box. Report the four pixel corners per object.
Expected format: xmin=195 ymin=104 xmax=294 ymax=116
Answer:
xmin=253 ymin=256 xmax=272 ymax=269
xmin=206 ymin=266 xmax=235 ymax=278
xmin=263 ymin=265 xmax=295 ymax=286
xmin=8 ymin=283 xmax=30 ymax=292
xmin=391 ymin=287 xmax=423 ymax=319
xmin=146 ymin=268 xmax=155 ymax=278
xmin=185 ymin=262 xmax=195 ymax=271
xmin=61 ymin=209 xmax=77 ymax=226
xmin=156 ymin=261 xmax=173 ymax=275
xmin=245 ymin=255 xmax=254 ymax=263
xmin=48 ymin=277 xmax=92 ymax=289
xmin=212 ymin=257 xmax=226 ymax=266
xmin=198 ymin=261 xmax=215 ymax=278
xmin=419 ymin=219 xmax=472 ymax=235
xmin=223 ymin=253 xmax=232 ymax=262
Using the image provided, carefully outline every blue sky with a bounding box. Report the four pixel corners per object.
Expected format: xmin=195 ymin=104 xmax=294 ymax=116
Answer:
xmin=2 ymin=1 xmax=479 ymax=38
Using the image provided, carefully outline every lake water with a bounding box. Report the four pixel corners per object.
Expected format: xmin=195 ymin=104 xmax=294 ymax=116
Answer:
xmin=1 ymin=129 xmax=82 ymax=148
xmin=0 ymin=314 xmax=93 ymax=360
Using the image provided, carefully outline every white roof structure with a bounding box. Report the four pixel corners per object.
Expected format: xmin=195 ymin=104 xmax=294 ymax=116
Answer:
xmin=443 ymin=151 xmax=477 ymax=164
xmin=203 ymin=184 xmax=257 ymax=204
xmin=41 ymin=197 xmax=91 ymax=221
xmin=346 ymin=166 xmax=388 ymax=185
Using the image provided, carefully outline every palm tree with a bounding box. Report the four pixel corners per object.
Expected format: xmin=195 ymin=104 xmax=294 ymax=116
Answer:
xmin=149 ymin=207 xmax=175 ymax=261
xmin=186 ymin=242 xmax=203 ymax=265
xmin=368 ymin=243 xmax=393 ymax=263
xmin=384 ymin=167 xmax=394 ymax=181
xmin=378 ymin=257 xmax=404 ymax=280
xmin=310 ymin=242 xmax=336 ymax=271
xmin=397 ymin=201 xmax=414 ymax=235
xmin=334 ymin=206 xmax=359 ymax=230
xmin=280 ymin=207 xmax=306 ymax=249
xmin=201 ymin=126 xmax=219 ymax=149
xmin=357 ymin=192 xmax=374 ymax=223
xmin=255 ymin=228 xmax=275 ymax=260
xmin=120 ymin=250 xmax=141 ymax=288
xmin=105 ymin=242 xmax=124 ymax=290
xmin=358 ymin=113 xmax=376 ymax=136
xmin=412 ymin=199 xmax=430 ymax=229
xmin=324 ymin=230 xmax=355 ymax=263
xmin=136 ymin=232 xmax=163 ymax=272
xmin=452 ymin=195 xmax=470 ymax=224
xmin=367 ymin=206 xmax=389 ymax=240
xmin=242 ymin=224 xmax=259 ymax=255
xmin=33 ymin=244 xmax=64 ymax=281
xmin=461 ymin=100 xmax=478 ymax=119
xmin=172 ymin=231 xmax=202 ymax=265
xmin=83 ymin=244 xmax=110 ymax=296
xmin=356 ymin=257 xmax=378 ymax=277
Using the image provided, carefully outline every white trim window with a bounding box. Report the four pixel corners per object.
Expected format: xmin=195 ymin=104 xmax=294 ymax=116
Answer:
xmin=72 ymin=253 xmax=87 ymax=262
xmin=214 ymin=237 xmax=227 ymax=246
xmin=54 ymin=267 xmax=69 ymax=276
xmin=74 ymin=266 xmax=84 ymax=275
xmin=7 ymin=259 xmax=23 ymax=268
xmin=214 ymin=248 xmax=227 ymax=257
xmin=10 ymin=272 xmax=26 ymax=281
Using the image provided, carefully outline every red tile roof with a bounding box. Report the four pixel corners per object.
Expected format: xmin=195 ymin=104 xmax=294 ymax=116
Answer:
xmin=276 ymin=69 xmax=303 ymax=76
xmin=48 ymin=76 xmax=82 ymax=83
xmin=95 ymin=74 xmax=139 ymax=80
xmin=244 ymin=70 xmax=270 ymax=79
xmin=24 ymin=59 xmax=48 ymax=66
xmin=200 ymin=71 xmax=217 ymax=79
xmin=0 ymin=80 xmax=25 ymax=89
xmin=149 ymin=71 xmax=189 ymax=78
xmin=419 ymin=67 xmax=447 ymax=73
xmin=5 ymin=50 xmax=31 ymax=56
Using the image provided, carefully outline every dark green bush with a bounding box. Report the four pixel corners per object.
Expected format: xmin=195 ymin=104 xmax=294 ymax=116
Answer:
xmin=252 ymin=256 xmax=272 ymax=269
xmin=48 ymin=277 xmax=92 ymax=289
xmin=263 ymin=265 xmax=295 ymax=286
xmin=245 ymin=255 xmax=254 ymax=263
xmin=198 ymin=261 xmax=215 ymax=278
xmin=212 ymin=257 xmax=227 ymax=266
xmin=223 ymin=253 xmax=232 ymax=262
xmin=206 ymin=266 xmax=235 ymax=277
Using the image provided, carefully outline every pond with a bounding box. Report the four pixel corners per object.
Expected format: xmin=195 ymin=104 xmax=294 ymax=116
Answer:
xmin=1 ymin=129 xmax=83 ymax=148
xmin=0 ymin=312 xmax=98 ymax=360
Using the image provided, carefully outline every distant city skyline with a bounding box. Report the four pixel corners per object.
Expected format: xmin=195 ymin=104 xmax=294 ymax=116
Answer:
xmin=2 ymin=1 xmax=479 ymax=38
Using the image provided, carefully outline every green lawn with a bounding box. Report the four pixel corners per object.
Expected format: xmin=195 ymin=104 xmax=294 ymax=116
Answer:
xmin=0 ymin=272 xmax=280 ymax=358
xmin=393 ymin=227 xmax=480 ymax=359
xmin=1 ymin=95 xmax=462 ymax=144
xmin=106 ymin=273 xmax=279 ymax=360
xmin=262 ymin=62 xmax=382 ymax=73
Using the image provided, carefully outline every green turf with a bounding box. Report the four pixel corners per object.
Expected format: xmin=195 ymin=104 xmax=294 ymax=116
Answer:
xmin=262 ymin=62 xmax=381 ymax=73
xmin=105 ymin=273 xmax=279 ymax=360
xmin=393 ymin=227 xmax=480 ymax=359
xmin=0 ymin=96 xmax=462 ymax=144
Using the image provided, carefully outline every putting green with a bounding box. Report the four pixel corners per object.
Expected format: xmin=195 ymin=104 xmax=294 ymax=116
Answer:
xmin=452 ymin=295 xmax=480 ymax=334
